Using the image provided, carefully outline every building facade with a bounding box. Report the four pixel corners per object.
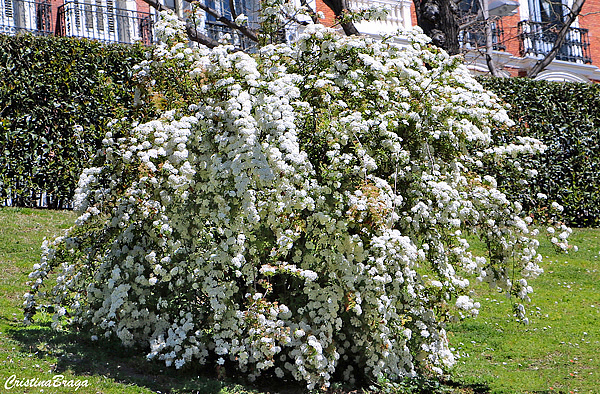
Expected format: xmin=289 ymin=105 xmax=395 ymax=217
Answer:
xmin=2 ymin=0 xmax=600 ymax=82
xmin=0 ymin=0 xmax=263 ymax=47
xmin=0 ymin=0 xmax=154 ymax=44
xmin=317 ymin=0 xmax=600 ymax=82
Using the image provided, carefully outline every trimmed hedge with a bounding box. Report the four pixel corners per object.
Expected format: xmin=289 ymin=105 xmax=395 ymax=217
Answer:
xmin=480 ymin=77 xmax=600 ymax=227
xmin=2 ymin=36 xmax=598 ymax=224
xmin=0 ymin=34 xmax=149 ymax=208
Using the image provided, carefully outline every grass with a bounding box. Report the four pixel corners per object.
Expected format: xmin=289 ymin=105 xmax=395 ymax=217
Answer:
xmin=0 ymin=207 xmax=259 ymax=394
xmin=0 ymin=207 xmax=598 ymax=393
xmin=449 ymin=229 xmax=600 ymax=393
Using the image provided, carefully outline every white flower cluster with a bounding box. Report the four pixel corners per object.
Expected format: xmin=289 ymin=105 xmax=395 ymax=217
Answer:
xmin=24 ymin=15 xmax=571 ymax=389
xmin=154 ymin=10 xmax=188 ymax=43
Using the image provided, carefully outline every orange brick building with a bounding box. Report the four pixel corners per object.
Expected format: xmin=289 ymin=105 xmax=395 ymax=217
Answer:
xmin=2 ymin=0 xmax=600 ymax=81
xmin=0 ymin=0 xmax=259 ymax=46
xmin=1 ymin=0 xmax=154 ymax=44
xmin=315 ymin=0 xmax=600 ymax=82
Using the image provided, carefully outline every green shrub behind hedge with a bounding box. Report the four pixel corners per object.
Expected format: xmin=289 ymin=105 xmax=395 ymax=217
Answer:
xmin=0 ymin=34 xmax=149 ymax=208
xmin=480 ymin=77 xmax=600 ymax=227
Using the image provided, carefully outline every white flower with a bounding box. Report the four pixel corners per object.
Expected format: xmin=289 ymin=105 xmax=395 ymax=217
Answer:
xmin=25 ymin=24 xmax=553 ymax=389
xmin=234 ymin=14 xmax=248 ymax=25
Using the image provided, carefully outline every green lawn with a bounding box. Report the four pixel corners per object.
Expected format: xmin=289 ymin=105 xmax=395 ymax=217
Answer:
xmin=1 ymin=207 xmax=598 ymax=393
xmin=0 ymin=208 xmax=257 ymax=394
xmin=449 ymin=229 xmax=600 ymax=394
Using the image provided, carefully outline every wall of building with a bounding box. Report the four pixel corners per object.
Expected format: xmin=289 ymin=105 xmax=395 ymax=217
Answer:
xmin=316 ymin=0 xmax=600 ymax=67
xmin=315 ymin=0 xmax=335 ymax=26
xmin=500 ymin=0 xmax=600 ymax=66
xmin=498 ymin=12 xmax=521 ymax=58
xmin=136 ymin=0 xmax=152 ymax=14
xmin=50 ymin=0 xmax=63 ymax=35
xmin=315 ymin=0 xmax=416 ymax=33
xmin=579 ymin=0 xmax=600 ymax=65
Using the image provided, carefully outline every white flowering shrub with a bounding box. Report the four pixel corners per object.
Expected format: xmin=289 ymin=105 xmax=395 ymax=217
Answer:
xmin=24 ymin=16 xmax=570 ymax=389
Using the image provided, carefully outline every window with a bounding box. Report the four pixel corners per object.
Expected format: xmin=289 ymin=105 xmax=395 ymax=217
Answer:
xmin=1 ymin=0 xmax=51 ymax=34
xmin=521 ymin=0 xmax=591 ymax=63
xmin=197 ymin=0 xmax=259 ymax=50
xmin=59 ymin=0 xmax=151 ymax=44
xmin=458 ymin=0 xmax=506 ymax=51
xmin=529 ymin=0 xmax=565 ymax=26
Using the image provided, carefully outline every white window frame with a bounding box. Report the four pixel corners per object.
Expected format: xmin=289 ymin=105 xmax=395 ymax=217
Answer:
xmin=63 ymin=0 xmax=143 ymax=43
xmin=1 ymin=0 xmax=41 ymax=33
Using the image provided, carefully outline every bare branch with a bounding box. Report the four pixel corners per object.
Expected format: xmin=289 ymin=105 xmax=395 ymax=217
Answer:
xmin=229 ymin=0 xmax=238 ymax=20
xmin=480 ymin=0 xmax=499 ymax=76
xmin=527 ymin=0 xmax=586 ymax=78
xmin=137 ymin=0 xmax=222 ymax=47
xmin=191 ymin=1 xmax=259 ymax=42
xmin=580 ymin=10 xmax=600 ymax=16
xmin=459 ymin=10 xmax=485 ymax=30
xmin=281 ymin=10 xmax=311 ymax=27
xmin=186 ymin=23 xmax=222 ymax=48
xmin=299 ymin=0 xmax=320 ymax=24
xmin=139 ymin=0 xmax=168 ymax=12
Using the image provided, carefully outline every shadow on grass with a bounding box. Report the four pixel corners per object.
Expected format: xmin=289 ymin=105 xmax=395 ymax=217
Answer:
xmin=443 ymin=380 xmax=491 ymax=394
xmin=7 ymin=320 xmax=491 ymax=394
xmin=6 ymin=321 xmax=242 ymax=393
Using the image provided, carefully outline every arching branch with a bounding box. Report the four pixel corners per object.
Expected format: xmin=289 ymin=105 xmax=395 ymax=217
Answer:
xmin=139 ymin=0 xmax=258 ymax=47
xmin=191 ymin=1 xmax=259 ymax=42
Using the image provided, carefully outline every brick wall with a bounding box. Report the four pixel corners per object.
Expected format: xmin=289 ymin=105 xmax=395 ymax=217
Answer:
xmin=50 ymin=0 xmax=63 ymax=35
xmin=495 ymin=1 xmax=600 ymax=67
xmin=578 ymin=0 xmax=600 ymax=65
xmin=135 ymin=0 xmax=151 ymax=14
xmin=316 ymin=0 xmax=600 ymax=68
xmin=499 ymin=13 xmax=522 ymax=57
xmin=315 ymin=0 xmax=337 ymax=27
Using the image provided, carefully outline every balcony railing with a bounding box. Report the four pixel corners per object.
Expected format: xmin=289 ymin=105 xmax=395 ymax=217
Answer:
xmin=348 ymin=0 xmax=411 ymax=35
xmin=57 ymin=1 xmax=154 ymax=45
xmin=460 ymin=20 xmax=506 ymax=51
xmin=348 ymin=0 xmax=410 ymax=33
xmin=519 ymin=20 xmax=591 ymax=64
xmin=0 ymin=0 xmax=52 ymax=35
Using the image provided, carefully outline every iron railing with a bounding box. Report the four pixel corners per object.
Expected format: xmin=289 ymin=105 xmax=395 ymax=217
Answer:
xmin=460 ymin=20 xmax=506 ymax=51
xmin=2 ymin=190 xmax=73 ymax=209
xmin=57 ymin=1 xmax=154 ymax=45
xmin=519 ymin=20 xmax=592 ymax=64
xmin=0 ymin=0 xmax=52 ymax=35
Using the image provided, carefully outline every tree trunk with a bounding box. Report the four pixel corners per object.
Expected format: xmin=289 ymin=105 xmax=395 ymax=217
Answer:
xmin=413 ymin=0 xmax=460 ymax=55
xmin=321 ymin=0 xmax=361 ymax=36
xmin=481 ymin=0 xmax=499 ymax=76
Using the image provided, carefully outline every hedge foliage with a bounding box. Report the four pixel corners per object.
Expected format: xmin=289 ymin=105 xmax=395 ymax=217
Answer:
xmin=0 ymin=34 xmax=149 ymax=208
xmin=480 ymin=77 xmax=600 ymax=227
xmin=2 ymin=35 xmax=598 ymax=224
